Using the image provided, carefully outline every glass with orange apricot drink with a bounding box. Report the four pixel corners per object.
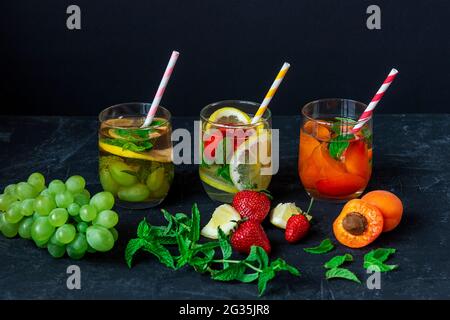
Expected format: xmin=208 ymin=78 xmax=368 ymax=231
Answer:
xmin=299 ymin=99 xmax=372 ymax=201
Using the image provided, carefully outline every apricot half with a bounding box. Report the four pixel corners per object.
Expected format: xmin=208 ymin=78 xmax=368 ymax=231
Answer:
xmin=333 ymin=199 xmax=384 ymax=248
xmin=361 ymin=190 xmax=403 ymax=232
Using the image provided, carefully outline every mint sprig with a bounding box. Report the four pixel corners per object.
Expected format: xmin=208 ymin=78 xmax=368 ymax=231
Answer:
xmin=303 ymin=238 xmax=335 ymax=254
xmin=125 ymin=203 xmax=300 ymax=296
xmin=325 ymin=267 xmax=361 ymax=284
xmin=101 ymin=137 xmax=153 ymax=152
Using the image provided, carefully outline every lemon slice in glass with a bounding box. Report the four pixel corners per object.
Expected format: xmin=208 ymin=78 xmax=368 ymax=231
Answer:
xmin=199 ymin=166 xmax=238 ymax=194
xmin=229 ymin=131 xmax=272 ymax=191
xmin=205 ymin=107 xmax=251 ymax=129
xmin=201 ymin=204 xmax=241 ymax=239
xmin=98 ymin=140 xmax=172 ymax=163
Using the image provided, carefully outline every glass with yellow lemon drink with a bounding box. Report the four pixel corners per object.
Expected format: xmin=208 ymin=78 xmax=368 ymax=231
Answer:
xmin=199 ymin=100 xmax=272 ymax=203
xmin=98 ymin=103 xmax=174 ymax=209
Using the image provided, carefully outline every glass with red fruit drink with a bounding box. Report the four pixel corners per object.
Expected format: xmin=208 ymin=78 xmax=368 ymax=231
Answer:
xmin=299 ymin=99 xmax=373 ymax=201
xmin=199 ymin=100 xmax=272 ymax=203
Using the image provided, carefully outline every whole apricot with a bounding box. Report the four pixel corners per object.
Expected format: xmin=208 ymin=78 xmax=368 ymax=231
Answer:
xmin=361 ymin=190 xmax=403 ymax=232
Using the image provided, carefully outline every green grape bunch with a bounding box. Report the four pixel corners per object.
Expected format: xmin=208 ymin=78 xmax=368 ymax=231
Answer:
xmin=0 ymin=173 xmax=119 ymax=259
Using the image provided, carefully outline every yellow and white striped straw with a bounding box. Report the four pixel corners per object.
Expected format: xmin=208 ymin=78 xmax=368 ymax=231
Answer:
xmin=251 ymin=62 xmax=290 ymax=124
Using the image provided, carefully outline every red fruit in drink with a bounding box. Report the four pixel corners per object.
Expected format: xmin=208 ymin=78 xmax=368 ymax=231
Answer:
xmin=285 ymin=214 xmax=311 ymax=243
xmin=232 ymin=190 xmax=271 ymax=223
xmin=231 ymin=220 xmax=271 ymax=254
xmin=316 ymin=174 xmax=366 ymax=197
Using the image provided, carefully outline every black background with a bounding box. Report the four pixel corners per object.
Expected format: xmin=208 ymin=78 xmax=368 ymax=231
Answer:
xmin=1 ymin=0 xmax=449 ymax=116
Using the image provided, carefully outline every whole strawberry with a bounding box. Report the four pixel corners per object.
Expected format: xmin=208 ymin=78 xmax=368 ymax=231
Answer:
xmin=285 ymin=214 xmax=310 ymax=244
xmin=231 ymin=220 xmax=271 ymax=254
xmin=232 ymin=190 xmax=271 ymax=223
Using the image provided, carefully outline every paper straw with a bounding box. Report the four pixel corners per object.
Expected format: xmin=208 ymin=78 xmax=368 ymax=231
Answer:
xmin=142 ymin=50 xmax=180 ymax=127
xmin=251 ymin=62 xmax=290 ymax=124
xmin=351 ymin=68 xmax=398 ymax=133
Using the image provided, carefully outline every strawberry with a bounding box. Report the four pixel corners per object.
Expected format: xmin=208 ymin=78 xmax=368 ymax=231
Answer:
xmin=232 ymin=190 xmax=271 ymax=223
xmin=285 ymin=214 xmax=310 ymax=243
xmin=231 ymin=220 xmax=271 ymax=254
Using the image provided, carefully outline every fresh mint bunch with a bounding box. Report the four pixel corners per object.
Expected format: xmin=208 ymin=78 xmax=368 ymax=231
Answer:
xmin=125 ymin=204 xmax=300 ymax=296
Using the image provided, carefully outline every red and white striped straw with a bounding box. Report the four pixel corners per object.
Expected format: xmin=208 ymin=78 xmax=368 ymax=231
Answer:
xmin=351 ymin=68 xmax=398 ymax=133
xmin=142 ymin=50 xmax=180 ymax=127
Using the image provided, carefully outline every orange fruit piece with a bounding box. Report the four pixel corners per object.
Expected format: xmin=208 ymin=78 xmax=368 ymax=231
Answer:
xmin=361 ymin=190 xmax=403 ymax=232
xmin=344 ymin=140 xmax=370 ymax=179
xmin=333 ymin=199 xmax=384 ymax=248
xmin=303 ymin=121 xmax=331 ymax=141
xmin=298 ymin=129 xmax=320 ymax=172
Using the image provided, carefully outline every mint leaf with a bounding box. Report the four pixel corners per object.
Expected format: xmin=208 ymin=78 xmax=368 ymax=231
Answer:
xmin=326 ymin=267 xmax=361 ymax=284
xmin=304 ymin=238 xmax=334 ymax=254
xmin=211 ymin=263 xmax=245 ymax=281
xmin=324 ymin=254 xmax=353 ymax=269
xmin=217 ymin=164 xmax=233 ymax=183
xmin=143 ymin=241 xmax=175 ymax=269
xmin=270 ymin=258 xmax=300 ymax=276
xmin=101 ymin=138 xmax=153 ymax=152
xmin=125 ymin=238 xmax=145 ymax=268
xmin=237 ymin=273 xmax=259 ymax=283
xmin=258 ymin=268 xmax=276 ymax=296
xmin=189 ymin=204 xmax=201 ymax=243
xmin=331 ymin=117 xmax=356 ymax=135
xmin=246 ymin=246 xmax=269 ymax=268
xmin=161 ymin=209 xmax=174 ymax=235
xmin=218 ymin=228 xmax=232 ymax=261
xmin=364 ymin=257 xmax=398 ymax=272
xmin=328 ymin=134 xmax=351 ymax=159
xmin=364 ymin=248 xmax=396 ymax=263
xmin=137 ymin=219 xmax=150 ymax=239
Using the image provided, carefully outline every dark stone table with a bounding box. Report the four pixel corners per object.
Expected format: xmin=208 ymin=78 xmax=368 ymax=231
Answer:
xmin=0 ymin=115 xmax=449 ymax=299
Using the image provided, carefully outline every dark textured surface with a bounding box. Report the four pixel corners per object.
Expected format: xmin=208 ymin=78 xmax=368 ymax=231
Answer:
xmin=0 ymin=115 xmax=449 ymax=299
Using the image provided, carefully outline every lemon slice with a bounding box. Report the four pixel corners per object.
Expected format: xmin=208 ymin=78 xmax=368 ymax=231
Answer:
xmin=229 ymin=131 xmax=272 ymax=191
xmin=270 ymin=203 xmax=302 ymax=229
xmin=199 ymin=166 xmax=239 ymax=194
xmin=205 ymin=107 xmax=251 ymax=129
xmin=99 ymin=140 xmax=172 ymax=163
xmin=201 ymin=204 xmax=241 ymax=239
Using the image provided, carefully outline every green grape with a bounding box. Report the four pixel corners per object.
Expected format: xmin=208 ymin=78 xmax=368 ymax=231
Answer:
xmin=73 ymin=215 xmax=82 ymax=223
xmin=48 ymin=208 xmax=69 ymax=227
xmin=48 ymin=179 xmax=66 ymax=195
xmin=67 ymin=203 xmax=81 ymax=216
xmin=90 ymin=191 xmax=114 ymax=212
xmin=47 ymin=243 xmax=66 ymax=258
xmin=18 ymin=217 xmax=34 ymax=239
xmin=118 ymin=184 xmax=150 ymax=202
xmin=34 ymin=195 xmax=56 ymax=216
xmin=109 ymin=162 xmax=138 ymax=186
xmin=32 ymin=212 xmax=42 ymax=220
xmin=86 ymin=225 xmax=114 ymax=252
xmin=40 ymin=188 xmax=52 ymax=197
xmin=20 ymin=199 xmax=35 ymax=216
xmin=0 ymin=213 xmax=19 ymax=238
xmin=79 ymin=204 xmax=97 ymax=222
xmin=93 ymin=210 xmax=118 ymax=229
xmin=31 ymin=217 xmax=55 ymax=242
xmin=0 ymin=193 xmax=16 ymax=211
xmin=67 ymin=233 xmax=88 ymax=256
xmin=55 ymin=191 xmax=74 ymax=208
xmin=109 ymin=227 xmax=119 ymax=242
xmin=55 ymin=224 xmax=76 ymax=244
xmin=99 ymin=168 xmax=120 ymax=195
xmin=76 ymin=221 xmax=89 ymax=233
xmin=81 ymin=189 xmax=91 ymax=199
xmin=146 ymin=167 xmax=165 ymax=191
xmin=74 ymin=193 xmax=89 ymax=206
xmin=5 ymin=202 xmax=23 ymax=224
xmin=4 ymin=184 xmax=17 ymax=196
xmin=34 ymin=238 xmax=48 ymax=248
xmin=65 ymin=175 xmax=86 ymax=194
xmin=49 ymin=232 xmax=64 ymax=246
xmin=87 ymin=244 xmax=96 ymax=253
xmin=27 ymin=172 xmax=46 ymax=192
xmin=16 ymin=182 xmax=38 ymax=200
